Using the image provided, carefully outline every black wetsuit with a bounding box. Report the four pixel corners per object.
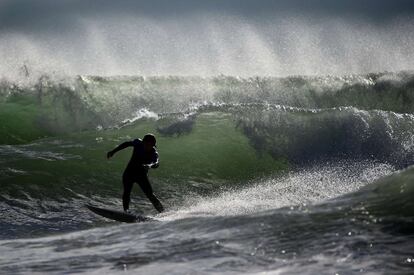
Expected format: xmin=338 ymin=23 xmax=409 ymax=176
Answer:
xmin=122 ymin=139 xmax=164 ymax=213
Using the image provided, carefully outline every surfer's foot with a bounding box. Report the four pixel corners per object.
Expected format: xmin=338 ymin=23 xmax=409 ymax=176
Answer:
xmin=155 ymin=203 xmax=164 ymax=213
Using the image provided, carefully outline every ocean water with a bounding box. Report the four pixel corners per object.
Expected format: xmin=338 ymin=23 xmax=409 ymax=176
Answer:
xmin=0 ymin=72 xmax=414 ymax=274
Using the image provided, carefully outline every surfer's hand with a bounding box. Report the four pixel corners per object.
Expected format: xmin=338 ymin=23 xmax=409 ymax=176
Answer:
xmin=107 ymin=151 xmax=114 ymax=159
xmin=142 ymin=164 xmax=150 ymax=170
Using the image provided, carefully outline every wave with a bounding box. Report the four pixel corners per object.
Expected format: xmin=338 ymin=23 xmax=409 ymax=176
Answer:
xmin=1 ymin=105 xmax=413 ymax=192
xmin=1 ymin=71 xmax=414 ymax=144
xmin=0 ymin=108 xmax=412 ymax=238
xmin=1 ymin=71 xmax=414 ymax=245
xmin=0 ymin=164 xmax=412 ymax=273
xmin=229 ymin=104 xmax=414 ymax=168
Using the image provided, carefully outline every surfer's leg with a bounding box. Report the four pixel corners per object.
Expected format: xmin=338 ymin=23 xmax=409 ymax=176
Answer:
xmin=138 ymin=174 xmax=164 ymax=213
xmin=122 ymin=174 xmax=134 ymax=211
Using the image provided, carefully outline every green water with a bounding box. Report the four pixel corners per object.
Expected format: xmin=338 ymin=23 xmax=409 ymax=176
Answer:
xmin=0 ymin=112 xmax=288 ymax=200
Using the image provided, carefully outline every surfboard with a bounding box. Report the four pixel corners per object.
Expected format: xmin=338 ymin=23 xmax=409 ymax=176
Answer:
xmin=86 ymin=204 xmax=153 ymax=223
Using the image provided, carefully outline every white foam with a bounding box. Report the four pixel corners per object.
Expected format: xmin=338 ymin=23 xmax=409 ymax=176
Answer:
xmin=121 ymin=108 xmax=159 ymax=124
xmin=160 ymin=162 xmax=394 ymax=221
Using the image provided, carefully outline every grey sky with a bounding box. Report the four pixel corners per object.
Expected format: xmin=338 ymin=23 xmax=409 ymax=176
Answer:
xmin=1 ymin=0 xmax=414 ymax=34
xmin=1 ymin=0 xmax=414 ymax=77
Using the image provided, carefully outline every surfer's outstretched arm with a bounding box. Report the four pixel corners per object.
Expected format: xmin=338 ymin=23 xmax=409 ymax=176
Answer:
xmin=107 ymin=141 xmax=133 ymax=159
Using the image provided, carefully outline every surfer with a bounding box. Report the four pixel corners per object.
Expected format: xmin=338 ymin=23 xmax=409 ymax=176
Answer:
xmin=107 ymin=134 xmax=164 ymax=213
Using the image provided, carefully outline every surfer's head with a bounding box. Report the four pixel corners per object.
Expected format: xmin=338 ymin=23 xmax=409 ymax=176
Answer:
xmin=143 ymin=133 xmax=156 ymax=151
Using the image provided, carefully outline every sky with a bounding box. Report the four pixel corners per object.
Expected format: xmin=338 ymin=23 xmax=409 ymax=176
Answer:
xmin=1 ymin=0 xmax=414 ymax=33
xmin=1 ymin=0 xmax=414 ymax=78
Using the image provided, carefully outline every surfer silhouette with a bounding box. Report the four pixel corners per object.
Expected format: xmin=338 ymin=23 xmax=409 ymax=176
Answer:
xmin=107 ymin=134 xmax=164 ymax=213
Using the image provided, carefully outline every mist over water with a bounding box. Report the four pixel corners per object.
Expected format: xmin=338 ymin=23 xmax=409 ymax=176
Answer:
xmin=1 ymin=14 xmax=414 ymax=79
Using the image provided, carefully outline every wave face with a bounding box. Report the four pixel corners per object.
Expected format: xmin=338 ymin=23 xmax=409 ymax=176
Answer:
xmin=1 ymin=71 xmax=414 ymax=142
xmin=1 ymin=71 xmax=414 ymax=274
